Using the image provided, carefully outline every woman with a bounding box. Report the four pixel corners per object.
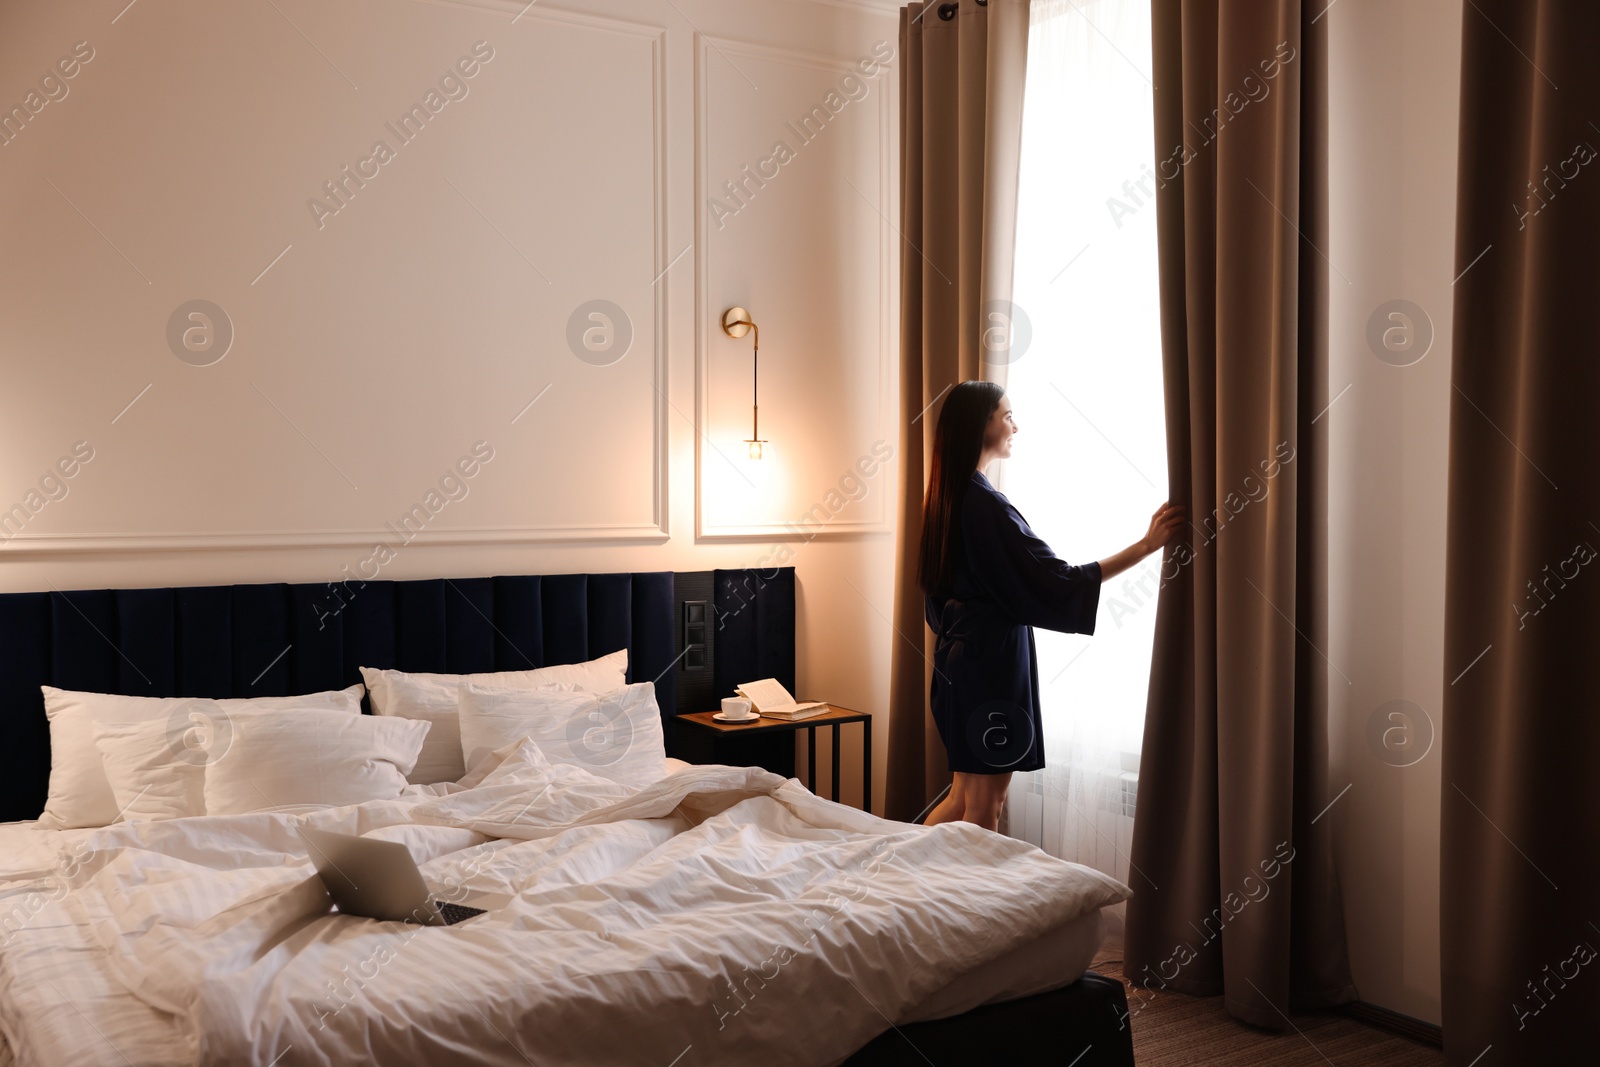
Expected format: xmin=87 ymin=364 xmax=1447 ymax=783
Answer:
xmin=918 ymin=381 xmax=1185 ymax=831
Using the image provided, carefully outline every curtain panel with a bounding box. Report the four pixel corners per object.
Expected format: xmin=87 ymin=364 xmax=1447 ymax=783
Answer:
xmin=1442 ymin=2 xmax=1600 ymax=1062
xmin=1123 ymin=0 xmax=1355 ymax=1028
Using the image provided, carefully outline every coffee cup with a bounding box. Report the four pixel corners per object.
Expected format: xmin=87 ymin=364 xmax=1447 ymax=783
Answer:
xmin=721 ymin=697 xmax=755 ymax=720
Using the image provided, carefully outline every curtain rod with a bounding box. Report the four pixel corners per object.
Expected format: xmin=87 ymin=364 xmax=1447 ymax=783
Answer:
xmin=936 ymin=0 xmax=987 ymax=21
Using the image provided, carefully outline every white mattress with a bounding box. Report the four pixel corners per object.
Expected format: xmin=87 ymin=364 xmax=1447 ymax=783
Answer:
xmin=0 ymin=755 xmax=1119 ymax=1066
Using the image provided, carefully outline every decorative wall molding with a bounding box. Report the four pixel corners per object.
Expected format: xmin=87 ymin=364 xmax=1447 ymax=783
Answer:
xmin=8 ymin=7 xmax=670 ymax=555
xmin=0 ymin=524 xmax=671 ymax=557
xmin=774 ymin=0 xmax=901 ymax=15
xmin=693 ymin=33 xmax=894 ymax=541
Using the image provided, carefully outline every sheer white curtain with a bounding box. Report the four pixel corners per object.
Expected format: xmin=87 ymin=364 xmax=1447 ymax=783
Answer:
xmin=999 ymin=0 xmax=1164 ymax=899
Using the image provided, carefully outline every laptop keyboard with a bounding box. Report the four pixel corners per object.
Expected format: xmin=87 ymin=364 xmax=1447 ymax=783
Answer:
xmin=436 ymin=901 xmax=487 ymax=926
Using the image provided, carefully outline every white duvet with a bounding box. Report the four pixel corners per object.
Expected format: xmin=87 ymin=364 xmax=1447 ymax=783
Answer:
xmin=26 ymin=742 xmax=1127 ymax=1066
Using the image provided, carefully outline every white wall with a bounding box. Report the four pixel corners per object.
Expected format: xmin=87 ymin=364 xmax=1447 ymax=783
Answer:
xmin=1327 ymin=0 xmax=1462 ymax=1026
xmin=0 ymin=0 xmax=901 ymax=812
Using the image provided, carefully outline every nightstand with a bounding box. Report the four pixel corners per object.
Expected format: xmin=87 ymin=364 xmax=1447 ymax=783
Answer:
xmin=674 ymin=705 xmax=872 ymax=814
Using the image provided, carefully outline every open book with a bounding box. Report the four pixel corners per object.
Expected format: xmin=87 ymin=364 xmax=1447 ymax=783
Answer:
xmin=734 ymin=678 xmax=829 ymax=720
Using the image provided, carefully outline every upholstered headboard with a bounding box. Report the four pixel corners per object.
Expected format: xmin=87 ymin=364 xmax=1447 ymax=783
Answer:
xmin=0 ymin=567 xmax=796 ymax=823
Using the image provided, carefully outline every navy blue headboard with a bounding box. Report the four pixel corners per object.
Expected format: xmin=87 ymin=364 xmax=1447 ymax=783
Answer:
xmin=712 ymin=567 xmax=796 ymax=691
xmin=0 ymin=571 xmax=681 ymax=823
xmin=0 ymin=567 xmax=799 ymax=824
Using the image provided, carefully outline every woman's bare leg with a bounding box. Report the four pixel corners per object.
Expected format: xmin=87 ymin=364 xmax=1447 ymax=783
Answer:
xmin=924 ymin=773 xmax=967 ymax=825
xmin=960 ymin=772 xmax=1012 ymax=832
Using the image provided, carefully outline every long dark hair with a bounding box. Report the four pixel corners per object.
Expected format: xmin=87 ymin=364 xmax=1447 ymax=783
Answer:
xmin=918 ymin=380 xmax=1004 ymax=597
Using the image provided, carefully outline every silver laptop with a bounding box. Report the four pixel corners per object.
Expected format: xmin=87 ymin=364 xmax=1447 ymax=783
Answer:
xmin=299 ymin=827 xmax=502 ymax=927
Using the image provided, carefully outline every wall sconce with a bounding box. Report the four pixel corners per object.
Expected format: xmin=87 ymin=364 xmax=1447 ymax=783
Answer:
xmin=721 ymin=306 xmax=767 ymax=460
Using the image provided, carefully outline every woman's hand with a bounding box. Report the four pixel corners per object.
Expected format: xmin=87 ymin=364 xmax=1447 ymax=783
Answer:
xmin=1097 ymin=502 xmax=1189 ymax=581
xmin=1139 ymin=502 xmax=1187 ymax=555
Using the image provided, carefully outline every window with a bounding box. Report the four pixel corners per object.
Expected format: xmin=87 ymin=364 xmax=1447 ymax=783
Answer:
xmin=1001 ymin=0 xmax=1165 ymax=883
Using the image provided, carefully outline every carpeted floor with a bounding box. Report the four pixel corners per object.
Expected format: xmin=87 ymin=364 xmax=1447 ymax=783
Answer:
xmin=1090 ymin=946 xmax=1444 ymax=1066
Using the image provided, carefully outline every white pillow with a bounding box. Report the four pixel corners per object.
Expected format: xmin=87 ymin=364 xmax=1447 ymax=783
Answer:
xmin=202 ymin=708 xmax=429 ymax=815
xmin=457 ymin=680 xmax=667 ymax=786
xmin=361 ymin=648 xmax=628 ymax=785
xmin=39 ymin=684 xmax=364 ymax=829
xmin=93 ymin=719 xmax=206 ymax=822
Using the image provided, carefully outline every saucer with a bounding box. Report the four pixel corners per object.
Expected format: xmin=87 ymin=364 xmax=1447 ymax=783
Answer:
xmin=713 ymin=712 xmax=760 ymax=724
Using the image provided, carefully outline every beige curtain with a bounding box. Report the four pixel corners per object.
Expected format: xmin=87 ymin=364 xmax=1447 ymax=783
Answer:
xmin=884 ymin=0 xmax=1031 ymax=821
xmin=1443 ymin=3 xmax=1600 ymax=1062
xmin=1122 ymin=0 xmax=1354 ymax=1027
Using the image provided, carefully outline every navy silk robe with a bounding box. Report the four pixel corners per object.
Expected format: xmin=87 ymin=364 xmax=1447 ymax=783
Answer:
xmin=923 ymin=471 xmax=1103 ymax=773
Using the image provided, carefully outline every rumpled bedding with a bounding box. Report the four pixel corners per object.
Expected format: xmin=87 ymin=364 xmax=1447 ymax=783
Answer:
xmin=26 ymin=740 xmax=1129 ymax=1066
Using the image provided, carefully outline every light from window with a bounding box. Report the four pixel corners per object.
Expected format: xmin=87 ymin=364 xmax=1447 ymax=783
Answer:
xmin=1001 ymin=0 xmax=1165 ymax=872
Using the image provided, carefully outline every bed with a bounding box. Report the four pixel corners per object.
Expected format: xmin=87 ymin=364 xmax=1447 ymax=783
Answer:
xmin=0 ymin=570 xmax=1136 ymax=1066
